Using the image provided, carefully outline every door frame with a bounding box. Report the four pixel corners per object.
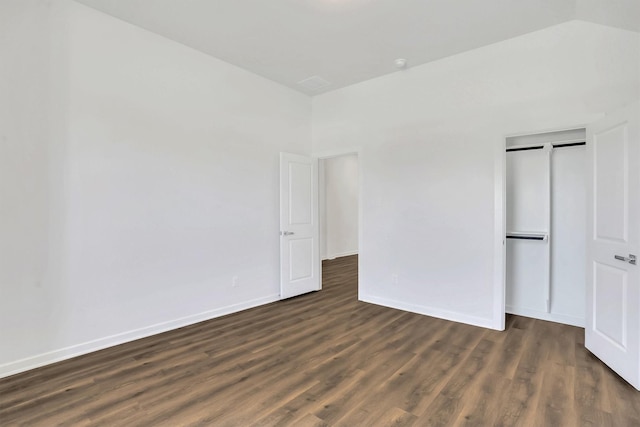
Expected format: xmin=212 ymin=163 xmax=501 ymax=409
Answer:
xmin=497 ymin=123 xmax=590 ymax=331
xmin=314 ymin=146 xmax=363 ymax=299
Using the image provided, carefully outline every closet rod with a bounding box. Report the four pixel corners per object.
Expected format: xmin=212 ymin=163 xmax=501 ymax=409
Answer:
xmin=506 ymin=141 xmax=586 ymax=153
xmin=506 ymin=235 xmax=546 ymax=241
xmin=553 ymin=141 xmax=586 ymax=149
xmin=506 ymin=145 xmax=544 ymax=152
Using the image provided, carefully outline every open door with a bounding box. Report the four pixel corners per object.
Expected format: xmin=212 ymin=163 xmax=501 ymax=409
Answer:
xmin=586 ymin=102 xmax=640 ymax=390
xmin=279 ymin=153 xmax=320 ymax=299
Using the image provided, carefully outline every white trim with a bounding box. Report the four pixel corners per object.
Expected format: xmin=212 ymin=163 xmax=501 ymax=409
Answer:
xmin=313 ymin=146 xmax=362 ymax=160
xmin=322 ymin=250 xmax=359 ymax=260
xmin=318 ymin=160 xmax=327 ymax=260
xmin=361 ymin=293 xmax=497 ymax=330
xmin=494 ymin=136 xmax=506 ymax=330
xmin=506 ymin=305 xmax=585 ymax=328
xmin=0 ymin=294 xmax=279 ymax=379
xmin=504 ymin=124 xmax=590 ymax=139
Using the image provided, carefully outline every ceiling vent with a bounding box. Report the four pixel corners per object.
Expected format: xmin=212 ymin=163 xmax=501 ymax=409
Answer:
xmin=297 ymin=76 xmax=331 ymax=91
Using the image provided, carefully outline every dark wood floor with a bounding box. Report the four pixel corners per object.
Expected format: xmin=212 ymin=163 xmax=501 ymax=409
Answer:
xmin=1 ymin=255 xmax=639 ymax=426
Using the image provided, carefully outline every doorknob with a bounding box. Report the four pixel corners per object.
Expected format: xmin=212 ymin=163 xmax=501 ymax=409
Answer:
xmin=614 ymin=254 xmax=637 ymax=265
xmin=281 ymin=231 xmax=295 ymax=236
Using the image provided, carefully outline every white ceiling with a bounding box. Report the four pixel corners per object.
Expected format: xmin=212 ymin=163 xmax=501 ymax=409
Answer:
xmin=73 ymin=0 xmax=640 ymax=95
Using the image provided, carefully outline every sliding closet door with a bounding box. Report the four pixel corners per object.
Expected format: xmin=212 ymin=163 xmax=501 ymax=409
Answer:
xmin=506 ymin=146 xmax=551 ymax=315
xmin=550 ymin=145 xmax=586 ymax=325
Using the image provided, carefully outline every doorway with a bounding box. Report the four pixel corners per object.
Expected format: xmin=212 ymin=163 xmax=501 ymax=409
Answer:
xmin=318 ymin=151 xmax=360 ymax=298
xmin=504 ymin=128 xmax=587 ymax=327
xmin=279 ymin=149 xmax=361 ymax=300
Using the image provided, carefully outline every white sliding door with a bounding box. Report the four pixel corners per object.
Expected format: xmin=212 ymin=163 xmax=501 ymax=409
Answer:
xmin=550 ymin=145 xmax=586 ymax=324
xmin=506 ymin=145 xmax=551 ymax=316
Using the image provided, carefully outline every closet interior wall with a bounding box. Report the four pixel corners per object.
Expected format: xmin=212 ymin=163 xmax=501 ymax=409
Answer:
xmin=506 ymin=128 xmax=586 ymax=327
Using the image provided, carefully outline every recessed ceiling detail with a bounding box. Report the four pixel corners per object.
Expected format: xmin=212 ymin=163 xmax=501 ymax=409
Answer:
xmin=297 ymin=76 xmax=331 ymax=92
xmin=74 ymin=0 xmax=640 ymax=96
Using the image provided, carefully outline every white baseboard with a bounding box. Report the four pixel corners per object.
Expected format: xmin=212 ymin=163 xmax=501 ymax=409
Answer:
xmin=0 ymin=294 xmax=279 ymax=379
xmin=360 ymin=293 xmax=497 ymax=330
xmin=322 ymin=250 xmax=358 ymax=261
xmin=506 ymin=305 xmax=585 ymax=328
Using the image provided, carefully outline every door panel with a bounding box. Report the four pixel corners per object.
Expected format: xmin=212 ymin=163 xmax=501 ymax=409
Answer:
xmin=289 ymin=238 xmax=313 ymax=281
xmin=586 ymin=102 xmax=640 ymax=390
xmin=289 ymin=162 xmax=313 ymax=225
xmin=280 ymin=153 xmax=320 ymax=299
xmin=594 ymin=125 xmax=628 ymax=242
xmin=593 ymin=262 xmax=627 ymax=348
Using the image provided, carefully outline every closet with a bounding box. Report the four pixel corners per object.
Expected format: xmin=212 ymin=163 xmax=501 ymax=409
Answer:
xmin=506 ymin=128 xmax=586 ymax=327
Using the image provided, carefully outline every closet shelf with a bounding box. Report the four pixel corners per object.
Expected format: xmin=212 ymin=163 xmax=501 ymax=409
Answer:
xmin=506 ymin=232 xmax=548 ymax=241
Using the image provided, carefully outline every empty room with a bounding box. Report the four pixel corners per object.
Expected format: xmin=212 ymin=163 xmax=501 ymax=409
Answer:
xmin=1 ymin=0 xmax=640 ymax=425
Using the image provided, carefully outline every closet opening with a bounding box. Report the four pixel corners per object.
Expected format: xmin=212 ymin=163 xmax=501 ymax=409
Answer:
xmin=505 ymin=128 xmax=586 ymax=327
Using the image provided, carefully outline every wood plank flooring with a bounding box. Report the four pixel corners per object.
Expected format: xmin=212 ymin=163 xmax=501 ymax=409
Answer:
xmin=1 ymin=254 xmax=639 ymax=426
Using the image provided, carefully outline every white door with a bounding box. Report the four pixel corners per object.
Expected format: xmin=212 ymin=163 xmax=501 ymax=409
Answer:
xmin=280 ymin=153 xmax=320 ymax=299
xmin=586 ymin=102 xmax=640 ymax=390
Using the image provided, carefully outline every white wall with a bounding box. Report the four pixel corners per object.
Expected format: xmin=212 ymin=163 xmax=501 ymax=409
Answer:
xmin=320 ymin=154 xmax=359 ymax=259
xmin=0 ymin=0 xmax=311 ymax=377
xmin=312 ymin=21 xmax=640 ymax=329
